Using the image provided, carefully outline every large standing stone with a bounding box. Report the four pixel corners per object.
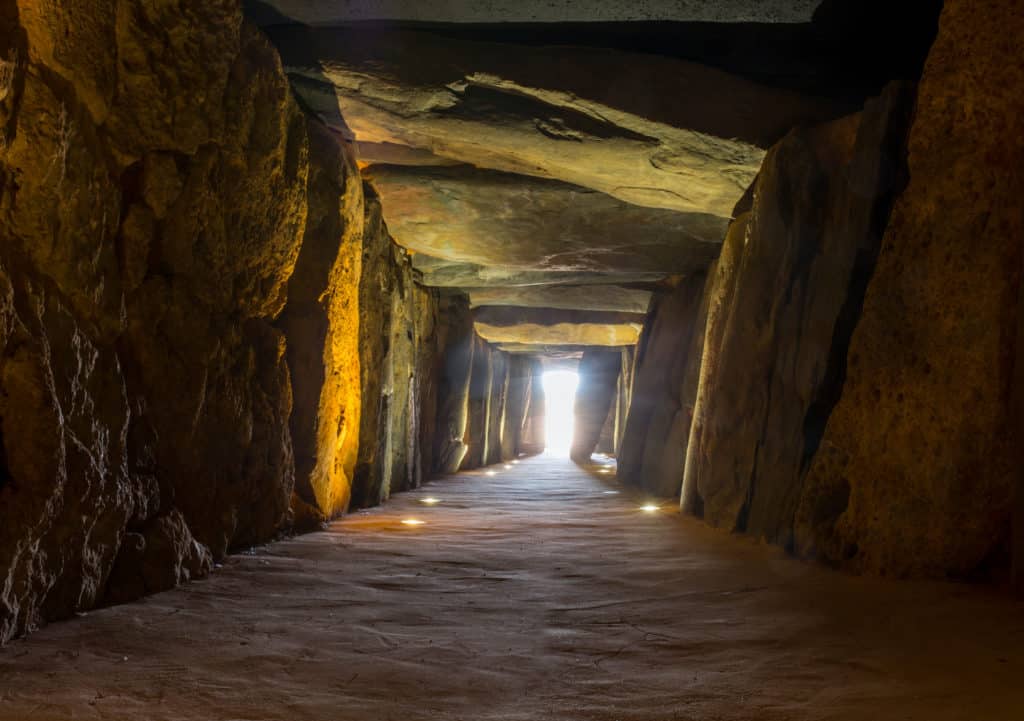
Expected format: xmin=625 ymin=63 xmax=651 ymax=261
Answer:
xmin=0 ymin=10 xmax=313 ymax=640
xmin=681 ymin=84 xmax=913 ymax=545
xmin=570 ymin=350 xmax=622 ymax=462
xmin=280 ymin=120 xmax=364 ymax=525
xmin=617 ymin=278 xmax=709 ymax=497
xmin=431 ymin=295 xmax=476 ymax=474
xmin=461 ymin=336 xmax=494 ymax=470
xmin=797 ymin=0 xmax=1024 ymax=577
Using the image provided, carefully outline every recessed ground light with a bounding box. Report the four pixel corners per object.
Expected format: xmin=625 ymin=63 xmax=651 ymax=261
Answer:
xmin=640 ymin=504 xmax=660 ymax=513
xmin=401 ymin=518 xmax=426 ymax=526
xmin=603 ymin=490 xmax=618 ymax=495
xmin=511 ymin=460 xmax=520 ymax=464
xmin=486 ymin=470 xmax=497 ymax=476
xmin=599 ymin=468 xmax=611 ymax=474
xmin=503 ymin=464 xmax=513 ymax=470
xmin=419 ymin=497 xmax=440 ymax=505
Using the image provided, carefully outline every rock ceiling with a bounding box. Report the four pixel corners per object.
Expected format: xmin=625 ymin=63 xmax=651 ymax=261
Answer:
xmin=259 ymin=10 xmax=844 ymax=352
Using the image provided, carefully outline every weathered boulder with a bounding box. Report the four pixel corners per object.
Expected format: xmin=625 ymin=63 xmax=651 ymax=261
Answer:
xmin=680 ymin=85 xmax=914 ymax=546
xmin=797 ymin=0 xmax=1024 ymax=577
xmin=617 ymin=277 xmax=710 ymax=497
xmin=570 ymin=350 xmax=622 ymax=462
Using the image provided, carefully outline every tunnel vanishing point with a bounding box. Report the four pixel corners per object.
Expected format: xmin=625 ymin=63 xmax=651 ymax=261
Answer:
xmin=1 ymin=1 xmax=1023 ymax=719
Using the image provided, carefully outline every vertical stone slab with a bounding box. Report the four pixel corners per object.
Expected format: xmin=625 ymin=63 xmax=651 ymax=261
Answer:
xmin=520 ymin=359 xmax=547 ymax=454
xmin=570 ymin=350 xmax=622 ymax=462
xmin=280 ymin=120 xmax=363 ymax=525
xmin=485 ymin=351 xmax=509 ymax=465
xmin=618 ymin=279 xmax=707 ymax=495
xmin=461 ymin=335 xmax=493 ymax=470
xmin=432 ymin=295 xmax=475 ymax=474
xmin=501 ymin=356 xmax=531 ymax=460
xmin=797 ymin=0 xmax=1024 ymax=577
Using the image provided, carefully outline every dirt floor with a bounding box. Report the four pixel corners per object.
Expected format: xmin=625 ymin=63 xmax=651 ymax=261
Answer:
xmin=1 ymin=454 xmax=1022 ymax=720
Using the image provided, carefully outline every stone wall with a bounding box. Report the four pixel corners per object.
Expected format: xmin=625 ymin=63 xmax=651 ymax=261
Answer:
xmin=618 ymin=280 xmax=709 ymax=496
xmin=0 ymin=0 xmax=546 ymax=643
xmin=796 ymin=0 xmax=1024 ymax=578
xmin=682 ymin=85 xmax=913 ymax=548
xmin=0 ymin=2 xmax=312 ymax=641
xmin=618 ymin=0 xmax=1024 ymax=581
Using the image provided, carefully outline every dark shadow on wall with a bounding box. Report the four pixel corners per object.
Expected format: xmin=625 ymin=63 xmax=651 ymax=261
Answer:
xmin=246 ymin=0 xmax=942 ymax=104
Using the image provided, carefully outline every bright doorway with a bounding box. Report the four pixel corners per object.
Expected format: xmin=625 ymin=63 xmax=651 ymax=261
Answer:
xmin=541 ymin=370 xmax=578 ymax=456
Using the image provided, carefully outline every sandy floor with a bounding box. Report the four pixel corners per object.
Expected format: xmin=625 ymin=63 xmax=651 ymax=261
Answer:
xmin=1 ymin=454 xmax=1022 ymax=720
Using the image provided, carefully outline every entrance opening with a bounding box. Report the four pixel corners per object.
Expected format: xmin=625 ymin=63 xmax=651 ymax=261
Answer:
xmin=541 ymin=370 xmax=578 ymax=456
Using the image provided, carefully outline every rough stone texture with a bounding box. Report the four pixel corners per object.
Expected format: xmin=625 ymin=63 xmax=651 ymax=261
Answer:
xmin=570 ymin=350 xmax=622 ymax=462
xmin=485 ymin=352 xmax=510 ymax=466
xmin=260 ymin=23 xmax=847 ymax=351
xmin=411 ymin=256 xmax=666 ymax=290
xmin=501 ymin=356 xmax=532 ymax=460
xmin=474 ymin=308 xmax=645 ymax=348
xmin=0 ymin=4 xmax=318 ymax=641
xmin=680 ymin=86 xmax=913 ymax=547
xmin=279 ymin=120 xmax=364 ymax=526
xmin=520 ymin=360 xmax=547 ymax=454
xmin=460 ymin=335 xmax=494 ymax=470
xmin=364 ymin=164 xmax=725 ymax=275
xmin=272 ymin=25 xmax=838 ymax=215
xmin=431 ymin=295 xmax=476 ymax=474
xmin=617 ymin=278 xmax=709 ymax=497
xmin=467 ymin=286 xmax=652 ymax=314
xmin=796 ymin=0 xmax=1024 ymax=578
xmin=351 ymin=187 xmax=428 ymax=507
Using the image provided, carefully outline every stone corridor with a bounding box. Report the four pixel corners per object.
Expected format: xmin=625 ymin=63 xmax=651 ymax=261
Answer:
xmin=1 ymin=455 xmax=1021 ymax=721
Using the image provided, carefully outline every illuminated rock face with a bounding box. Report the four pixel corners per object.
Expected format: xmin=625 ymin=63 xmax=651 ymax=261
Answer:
xmin=0 ymin=0 xmax=542 ymax=643
xmin=260 ymin=22 xmax=845 ymax=352
xmin=797 ymin=0 xmax=1024 ymax=577
xmin=280 ymin=121 xmax=365 ymax=526
xmin=0 ymin=5 xmax=310 ymax=640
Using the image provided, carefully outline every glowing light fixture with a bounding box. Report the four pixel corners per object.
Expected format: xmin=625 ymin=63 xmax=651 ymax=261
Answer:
xmin=401 ymin=518 xmax=426 ymax=526
xmin=486 ymin=470 xmax=497 ymax=476
xmin=504 ymin=464 xmax=513 ymax=470
xmin=419 ymin=497 xmax=440 ymax=505
xmin=599 ymin=468 xmax=611 ymax=474
xmin=512 ymin=460 xmax=520 ymax=465
xmin=640 ymin=504 xmax=660 ymax=513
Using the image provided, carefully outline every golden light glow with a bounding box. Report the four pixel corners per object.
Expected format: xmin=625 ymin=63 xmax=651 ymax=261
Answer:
xmin=486 ymin=470 xmax=497 ymax=476
xmin=401 ymin=518 xmax=426 ymax=526
xmin=504 ymin=464 xmax=513 ymax=470
xmin=419 ymin=497 xmax=441 ymax=505
xmin=640 ymin=504 xmax=660 ymax=513
xmin=599 ymin=468 xmax=611 ymax=474
xmin=512 ymin=460 xmax=520 ymax=464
